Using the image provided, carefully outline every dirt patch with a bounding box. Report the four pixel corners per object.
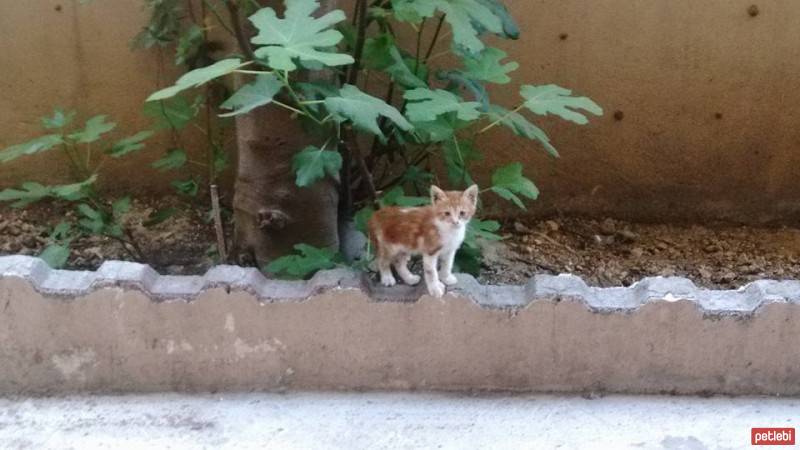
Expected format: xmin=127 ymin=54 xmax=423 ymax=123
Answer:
xmin=0 ymin=198 xmax=219 ymax=275
xmin=2 ymin=200 xmax=800 ymax=288
xmin=481 ymin=217 xmax=800 ymax=289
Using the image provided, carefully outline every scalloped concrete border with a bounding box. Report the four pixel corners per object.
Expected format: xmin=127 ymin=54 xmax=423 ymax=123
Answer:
xmin=1 ymin=255 xmax=799 ymax=395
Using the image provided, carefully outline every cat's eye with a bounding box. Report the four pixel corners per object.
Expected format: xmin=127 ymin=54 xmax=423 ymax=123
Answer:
xmin=444 ymin=211 xmax=451 ymax=216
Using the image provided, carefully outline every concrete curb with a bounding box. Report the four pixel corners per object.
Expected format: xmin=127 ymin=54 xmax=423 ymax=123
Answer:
xmin=1 ymin=255 xmax=799 ymax=395
xmin=1 ymin=255 xmax=799 ymax=314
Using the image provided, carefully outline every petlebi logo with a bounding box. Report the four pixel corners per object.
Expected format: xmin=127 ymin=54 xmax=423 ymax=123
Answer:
xmin=751 ymin=428 xmax=795 ymax=446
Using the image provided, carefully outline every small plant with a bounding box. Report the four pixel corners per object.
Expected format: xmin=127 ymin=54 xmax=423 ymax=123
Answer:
xmin=133 ymin=0 xmax=234 ymax=260
xmin=0 ymin=108 xmax=153 ymax=267
xmin=144 ymin=0 xmax=603 ymax=278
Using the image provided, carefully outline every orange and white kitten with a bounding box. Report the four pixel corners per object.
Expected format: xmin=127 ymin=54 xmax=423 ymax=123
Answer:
xmin=368 ymin=185 xmax=478 ymax=297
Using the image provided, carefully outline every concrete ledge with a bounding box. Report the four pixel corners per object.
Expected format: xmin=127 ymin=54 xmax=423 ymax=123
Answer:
xmin=0 ymin=255 xmax=799 ymax=395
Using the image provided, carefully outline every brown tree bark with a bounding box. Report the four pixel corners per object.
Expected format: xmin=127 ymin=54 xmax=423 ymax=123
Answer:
xmin=230 ymin=105 xmax=339 ymax=267
xmin=227 ymin=0 xmax=342 ymax=268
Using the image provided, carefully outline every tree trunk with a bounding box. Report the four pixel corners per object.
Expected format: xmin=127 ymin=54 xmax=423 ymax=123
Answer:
xmin=230 ymin=105 xmax=339 ymax=267
xmin=228 ymin=0 xmax=342 ymax=268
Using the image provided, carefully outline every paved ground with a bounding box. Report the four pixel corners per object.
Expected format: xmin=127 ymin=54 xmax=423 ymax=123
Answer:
xmin=0 ymin=392 xmax=796 ymax=449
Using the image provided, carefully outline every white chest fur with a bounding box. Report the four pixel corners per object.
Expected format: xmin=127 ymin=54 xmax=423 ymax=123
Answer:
xmin=436 ymin=222 xmax=467 ymax=254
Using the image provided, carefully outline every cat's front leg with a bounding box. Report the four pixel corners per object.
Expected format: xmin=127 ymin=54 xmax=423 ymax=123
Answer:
xmin=423 ymin=253 xmax=445 ymax=297
xmin=438 ymin=249 xmax=458 ymax=286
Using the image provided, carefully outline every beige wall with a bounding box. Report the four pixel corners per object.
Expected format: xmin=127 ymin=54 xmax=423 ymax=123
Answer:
xmin=2 ymin=0 xmax=800 ymax=222
xmin=0 ymin=0 xmax=207 ymax=195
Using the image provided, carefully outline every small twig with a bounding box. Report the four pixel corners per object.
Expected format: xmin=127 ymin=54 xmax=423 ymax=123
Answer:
xmin=533 ymin=231 xmax=578 ymax=255
xmin=423 ymin=14 xmax=446 ymax=63
xmin=346 ymin=0 xmax=369 ymax=85
xmin=210 ymin=184 xmax=228 ymax=262
xmin=344 ymin=128 xmax=378 ymax=201
xmin=223 ymin=0 xmax=256 ymax=61
xmin=202 ymin=0 xmax=236 ymax=37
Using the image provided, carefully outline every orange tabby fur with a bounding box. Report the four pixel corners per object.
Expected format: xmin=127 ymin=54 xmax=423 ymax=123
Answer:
xmin=368 ymin=185 xmax=478 ymax=297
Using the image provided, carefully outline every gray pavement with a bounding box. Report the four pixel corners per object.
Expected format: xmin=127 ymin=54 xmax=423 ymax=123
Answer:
xmin=0 ymin=392 xmax=796 ymax=449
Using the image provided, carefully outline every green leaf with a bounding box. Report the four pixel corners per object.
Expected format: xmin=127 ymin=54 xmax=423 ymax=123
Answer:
xmin=79 ymin=217 xmax=105 ymax=234
xmin=249 ymin=0 xmax=354 ymax=71
xmin=462 ymin=47 xmax=518 ymax=84
xmin=292 ymin=145 xmax=342 ymax=187
xmin=41 ymin=108 xmax=76 ymax=129
xmin=68 ymin=115 xmax=117 ymax=144
xmin=77 ymin=203 xmax=102 ymax=221
xmin=147 ymin=58 xmax=244 ymax=101
xmin=0 ymin=182 xmax=50 ymax=208
xmin=487 ymin=105 xmax=558 ymax=157
xmin=40 ymin=244 xmax=71 ymax=269
xmin=112 ymin=196 xmax=132 ymax=217
xmin=324 ymin=84 xmax=413 ymax=140
xmin=437 ymin=70 xmax=489 ymax=110
xmin=50 ymin=221 xmax=72 ymax=241
xmin=151 ymin=148 xmax=187 ymax=171
xmin=171 ymin=179 xmax=199 ymax=196
xmin=143 ymin=207 xmax=178 ymax=227
xmin=466 ymin=218 xmax=502 ymax=243
xmin=0 ymin=176 xmax=95 ymax=208
xmin=408 ymin=115 xmax=458 ymax=143
xmin=175 ymin=24 xmax=204 ymax=66
xmin=51 ymin=175 xmax=97 ymax=201
xmin=404 ymin=88 xmax=481 ymax=122
xmin=474 ymin=0 xmax=519 ymax=39
xmin=108 ymin=130 xmax=154 ymax=157
xmin=520 ymin=84 xmax=603 ymax=125
xmin=265 ymin=243 xmax=338 ymax=279
xmin=379 ymin=186 xmax=429 ymax=207
xmin=443 ymin=138 xmax=481 ymax=186
xmin=391 ymin=0 xmax=504 ymax=52
xmin=362 ymin=34 xmax=426 ymax=88
xmin=143 ymin=95 xmax=200 ymax=130
xmin=219 ymin=73 xmax=283 ymax=117
xmin=0 ymin=134 xmax=63 ymax=163
xmin=454 ymin=245 xmax=482 ymax=275
xmin=131 ymin=0 xmax=182 ymax=49
xmin=401 ymin=166 xmax=434 ymax=186
xmin=354 ymin=205 xmax=375 ymax=234
xmin=76 ymin=204 xmax=108 ymax=235
xmin=213 ymin=146 xmax=229 ymax=174
xmin=490 ymin=162 xmax=539 ymax=209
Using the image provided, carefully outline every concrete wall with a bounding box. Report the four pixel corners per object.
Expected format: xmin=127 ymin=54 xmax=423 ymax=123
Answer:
xmin=1 ymin=255 xmax=800 ymax=395
xmin=0 ymin=0 xmax=207 ymax=193
xmin=2 ymin=1 xmax=800 ymax=222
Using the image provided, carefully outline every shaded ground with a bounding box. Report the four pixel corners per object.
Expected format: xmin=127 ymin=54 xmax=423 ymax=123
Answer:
xmin=481 ymin=217 xmax=800 ymax=288
xmin=0 ymin=392 xmax=796 ymax=449
xmin=2 ymin=200 xmax=800 ymax=288
xmin=0 ymin=199 xmax=219 ymax=275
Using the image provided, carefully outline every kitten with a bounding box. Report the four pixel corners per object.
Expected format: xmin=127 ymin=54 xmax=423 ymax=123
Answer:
xmin=368 ymin=185 xmax=478 ymax=297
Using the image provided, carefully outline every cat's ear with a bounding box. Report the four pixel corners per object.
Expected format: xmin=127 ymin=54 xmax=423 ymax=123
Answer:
xmin=463 ymin=184 xmax=479 ymax=206
xmin=430 ymin=185 xmax=447 ymax=204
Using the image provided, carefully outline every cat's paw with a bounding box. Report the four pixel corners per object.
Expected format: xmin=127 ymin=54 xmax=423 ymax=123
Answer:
xmin=402 ymin=274 xmax=421 ymax=285
xmin=381 ymin=274 xmax=397 ymax=287
xmin=427 ymin=280 xmax=446 ymax=298
xmin=441 ymin=273 xmax=458 ymax=286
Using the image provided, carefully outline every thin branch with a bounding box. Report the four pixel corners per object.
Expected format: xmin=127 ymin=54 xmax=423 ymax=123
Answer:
xmin=224 ymin=0 xmax=257 ymax=61
xmin=413 ymin=17 xmax=426 ymax=74
xmin=346 ymin=0 xmax=369 ymax=85
xmin=202 ymin=0 xmax=236 ymax=36
xmin=479 ymin=103 xmax=525 ymax=134
xmin=210 ymin=184 xmax=228 ymax=262
xmin=423 ymin=14 xmax=446 ymax=63
xmin=344 ymin=127 xmax=378 ymax=201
